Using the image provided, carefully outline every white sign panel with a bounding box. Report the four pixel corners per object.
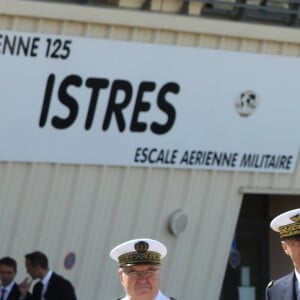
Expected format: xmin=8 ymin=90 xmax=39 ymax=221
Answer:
xmin=0 ymin=30 xmax=299 ymax=173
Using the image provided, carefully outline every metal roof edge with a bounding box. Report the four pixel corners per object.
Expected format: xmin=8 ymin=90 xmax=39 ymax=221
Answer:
xmin=0 ymin=0 xmax=300 ymax=44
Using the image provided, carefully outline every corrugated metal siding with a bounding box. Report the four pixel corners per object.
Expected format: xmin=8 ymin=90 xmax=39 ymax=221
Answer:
xmin=0 ymin=1 xmax=299 ymax=299
xmin=2 ymin=163 xmax=300 ymax=299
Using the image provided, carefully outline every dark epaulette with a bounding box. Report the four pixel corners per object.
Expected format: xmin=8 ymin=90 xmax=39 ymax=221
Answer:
xmin=267 ymin=280 xmax=275 ymax=288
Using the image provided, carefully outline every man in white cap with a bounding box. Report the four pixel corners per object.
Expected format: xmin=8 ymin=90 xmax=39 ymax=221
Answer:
xmin=266 ymin=208 xmax=300 ymax=300
xmin=110 ymin=238 xmax=176 ymax=300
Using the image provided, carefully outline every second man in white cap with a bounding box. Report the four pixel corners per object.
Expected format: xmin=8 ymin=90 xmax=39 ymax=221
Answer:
xmin=266 ymin=208 xmax=300 ymax=300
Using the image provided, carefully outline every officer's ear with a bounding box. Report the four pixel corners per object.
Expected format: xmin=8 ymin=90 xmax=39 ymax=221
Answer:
xmin=118 ymin=268 xmax=125 ymax=284
xmin=281 ymin=241 xmax=289 ymax=255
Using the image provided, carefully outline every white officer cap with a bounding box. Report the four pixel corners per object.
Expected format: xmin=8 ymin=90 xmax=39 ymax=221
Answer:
xmin=110 ymin=238 xmax=167 ymax=267
xmin=270 ymin=208 xmax=300 ymax=240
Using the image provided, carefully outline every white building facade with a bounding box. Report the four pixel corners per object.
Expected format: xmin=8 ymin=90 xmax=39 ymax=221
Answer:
xmin=0 ymin=1 xmax=299 ymax=299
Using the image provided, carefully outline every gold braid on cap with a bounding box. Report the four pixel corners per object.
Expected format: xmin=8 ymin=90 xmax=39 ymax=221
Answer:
xmin=118 ymin=241 xmax=161 ymax=267
xmin=279 ymin=214 xmax=300 ymax=239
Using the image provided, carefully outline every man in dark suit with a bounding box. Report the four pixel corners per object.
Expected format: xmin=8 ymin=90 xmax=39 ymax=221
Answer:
xmin=0 ymin=256 xmax=21 ymax=300
xmin=266 ymin=208 xmax=300 ymax=300
xmin=19 ymin=251 xmax=77 ymax=300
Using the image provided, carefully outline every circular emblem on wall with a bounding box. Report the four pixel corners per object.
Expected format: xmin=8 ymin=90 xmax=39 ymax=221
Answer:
xmin=64 ymin=252 xmax=76 ymax=270
xmin=235 ymin=90 xmax=260 ymax=117
xmin=229 ymin=248 xmax=241 ymax=269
